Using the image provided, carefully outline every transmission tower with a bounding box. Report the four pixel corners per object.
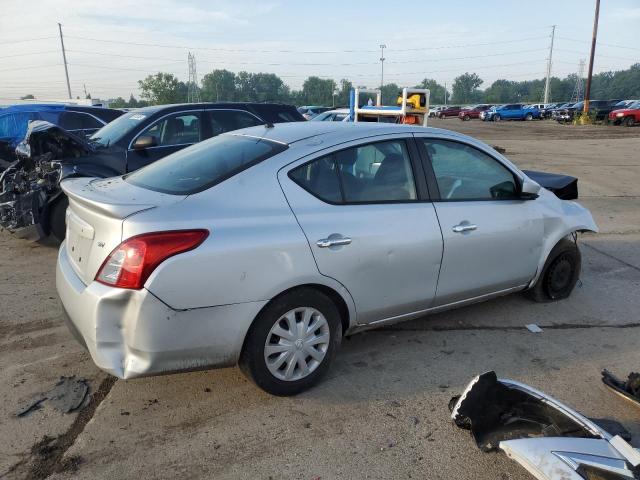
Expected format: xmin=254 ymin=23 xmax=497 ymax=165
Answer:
xmin=571 ymin=59 xmax=585 ymax=103
xmin=187 ymin=52 xmax=201 ymax=103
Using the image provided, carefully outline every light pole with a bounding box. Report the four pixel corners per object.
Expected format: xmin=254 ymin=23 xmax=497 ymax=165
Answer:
xmin=379 ymin=44 xmax=386 ymax=90
xmin=332 ymin=88 xmax=339 ymax=107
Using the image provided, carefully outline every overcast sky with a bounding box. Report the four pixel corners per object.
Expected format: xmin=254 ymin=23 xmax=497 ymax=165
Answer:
xmin=1 ymin=0 xmax=639 ymax=101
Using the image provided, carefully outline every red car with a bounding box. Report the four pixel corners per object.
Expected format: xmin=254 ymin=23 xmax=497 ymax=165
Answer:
xmin=608 ymin=101 xmax=640 ymax=126
xmin=458 ymin=104 xmax=493 ymax=121
xmin=438 ymin=106 xmax=462 ymax=118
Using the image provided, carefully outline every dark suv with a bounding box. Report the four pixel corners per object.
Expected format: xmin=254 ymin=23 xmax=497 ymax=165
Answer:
xmin=0 ymin=102 xmax=304 ymax=241
xmin=556 ymin=100 xmax=623 ymax=123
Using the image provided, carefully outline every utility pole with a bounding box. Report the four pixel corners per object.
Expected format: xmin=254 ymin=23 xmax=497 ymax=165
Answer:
xmin=543 ymin=25 xmax=556 ymax=104
xmin=58 ymin=23 xmax=72 ymax=99
xmin=379 ymin=44 xmax=386 ymax=90
xmin=444 ymin=82 xmax=447 ymax=106
xmin=584 ymin=0 xmax=600 ymax=114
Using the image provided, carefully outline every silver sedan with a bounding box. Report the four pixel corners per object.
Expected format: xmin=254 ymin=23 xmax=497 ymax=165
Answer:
xmin=56 ymin=122 xmax=597 ymax=395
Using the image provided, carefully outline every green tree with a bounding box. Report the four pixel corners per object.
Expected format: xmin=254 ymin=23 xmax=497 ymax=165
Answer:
xmin=380 ymin=83 xmax=400 ymax=105
xmin=452 ymin=72 xmax=484 ymax=104
xmin=415 ymin=79 xmax=447 ymax=105
xmin=335 ymin=78 xmax=353 ymax=107
xmin=201 ymin=69 xmax=237 ymax=101
xmin=300 ymin=76 xmax=336 ymax=105
xmin=138 ymin=72 xmax=185 ymax=105
xmin=109 ymin=97 xmax=127 ymax=108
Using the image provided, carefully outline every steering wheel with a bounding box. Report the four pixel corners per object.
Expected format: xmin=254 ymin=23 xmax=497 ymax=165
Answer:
xmin=445 ymin=179 xmax=462 ymax=199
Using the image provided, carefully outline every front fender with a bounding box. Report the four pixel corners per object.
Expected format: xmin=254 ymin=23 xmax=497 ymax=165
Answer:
xmin=59 ymin=162 xmax=121 ymax=181
xmin=528 ymin=191 xmax=598 ymax=287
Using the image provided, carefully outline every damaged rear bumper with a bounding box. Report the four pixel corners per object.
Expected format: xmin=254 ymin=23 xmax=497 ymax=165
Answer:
xmin=56 ymin=242 xmax=267 ymax=379
xmin=451 ymin=371 xmax=640 ymax=479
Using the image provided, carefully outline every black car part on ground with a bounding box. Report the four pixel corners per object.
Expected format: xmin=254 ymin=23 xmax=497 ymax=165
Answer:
xmin=450 ymin=371 xmax=640 ymax=480
xmin=0 ymin=121 xmax=95 ymax=239
xmin=523 ymin=169 xmax=578 ymax=200
xmin=602 ymin=370 xmax=640 ymax=407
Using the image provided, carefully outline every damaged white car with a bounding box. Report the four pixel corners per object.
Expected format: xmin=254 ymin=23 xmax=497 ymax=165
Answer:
xmin=56 ymin=122 xmax=597 ymax=395
xmin=451 ymin=371 xmax=640 ymax=479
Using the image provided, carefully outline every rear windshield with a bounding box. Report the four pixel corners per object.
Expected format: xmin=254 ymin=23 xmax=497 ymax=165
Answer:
xmin=126 ymin=134 xmax=288 ymax=195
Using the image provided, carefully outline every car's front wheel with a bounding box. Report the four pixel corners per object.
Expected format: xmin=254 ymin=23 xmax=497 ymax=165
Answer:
xmin=239 ymin=289 xmax=342 ymax=396
xmin=494 ymin=114 xmax=501 ymax=122
xmin=624 ymin=116 xmax=635 ymax=127
xmin=527 ymin=238 xmax=581 ymax=303
xmin=463 ymin=114 xmax=470 ymax=121
xmin=525 ymin=112 xmax=533 ymax=121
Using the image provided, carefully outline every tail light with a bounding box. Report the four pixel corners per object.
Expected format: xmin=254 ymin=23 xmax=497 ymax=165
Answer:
xmin=95 ymin=230 xmax=209 ymax=289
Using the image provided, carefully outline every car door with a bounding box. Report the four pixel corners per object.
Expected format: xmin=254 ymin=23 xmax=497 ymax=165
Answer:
xmin=127 ymin=110 xmax=203 ymax=171
xmin=279 ymin=136 xmax=444 ymax=325
xmin=415 ymin=135 xmax=543 ymax=305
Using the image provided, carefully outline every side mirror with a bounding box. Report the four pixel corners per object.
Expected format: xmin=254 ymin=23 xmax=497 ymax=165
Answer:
xmin=520 ymin=176 xmax=541 ymax=200
xmin=132 ymin=135 xmax=157 ymax=150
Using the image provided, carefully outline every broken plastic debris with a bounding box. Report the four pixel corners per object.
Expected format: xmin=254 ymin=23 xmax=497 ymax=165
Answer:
xmin=450 ymin=371 xmax=640 ymax=480
xmin=15 ymin=376 xmax=89 ymax=417
xmin=525 ymin=324 xmax=543 ymax=333
xmin=602 ymin=369 xmax=640 ymax=407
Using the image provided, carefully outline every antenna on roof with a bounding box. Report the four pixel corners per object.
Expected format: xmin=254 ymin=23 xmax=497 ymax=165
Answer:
xmin=264 ymin=122 xmax=274 ymax=128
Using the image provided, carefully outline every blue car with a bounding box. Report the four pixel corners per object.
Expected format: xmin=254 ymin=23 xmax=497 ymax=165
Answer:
xmin=483 ymin=104 xmax=541 ymax=122
xmin=0 ymin=104 xmax=123 ymax=161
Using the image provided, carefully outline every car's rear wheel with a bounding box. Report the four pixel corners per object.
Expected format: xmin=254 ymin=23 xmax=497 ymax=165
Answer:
xmin=49 ymin=195 xmax=68 ymax=242
xmin=527 ymin=238 xmax=581 ymax=303
xmin=624 ymin=116 xmax=635 ymax=127
xmin=525 ymin=112 xmax=533 ymax=121
xmin=239 ymin=288 xmax=342 ymax=396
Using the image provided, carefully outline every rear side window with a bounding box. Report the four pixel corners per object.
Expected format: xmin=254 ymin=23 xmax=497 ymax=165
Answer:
xmin=208 ymin=110 xmax=263 ymax=136
xmin=126 ymin=134 xmax=287 ymax=195
xmin=289 ymin=140 xmax=417 ymax=204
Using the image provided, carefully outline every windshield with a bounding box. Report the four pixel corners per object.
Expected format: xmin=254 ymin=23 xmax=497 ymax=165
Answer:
xmin=126 ymin=134 xmax=288 ymax=195
xmin=89 ymin=110 xmax=149 ymax=147
xmin=628 ymin=101 xmax=640 ymax=109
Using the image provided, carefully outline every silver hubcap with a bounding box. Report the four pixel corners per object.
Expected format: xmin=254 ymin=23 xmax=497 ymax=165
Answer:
xmin=264 ymin=307 xmax=330 ymax=381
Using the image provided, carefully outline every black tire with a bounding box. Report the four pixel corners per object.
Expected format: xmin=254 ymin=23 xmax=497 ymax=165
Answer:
xmin=49 ymin=196 xmax=68 ymax=242
xmin=439 ymin=113 xmax=445 ymax=119
xmin=239 ymin=288 xmax=342 ymax=396
xmin=494 ymin=114 xmax=501 ymax=122
xmin=463 ymin=114 xmax=470 ymax=121
xmin=624 ymin=116 xmax=635 ymax=127
xmin=525 ymin=112 xmax=533 ymax=121
xmin=527 ymin=238 xmax=581 ymax=303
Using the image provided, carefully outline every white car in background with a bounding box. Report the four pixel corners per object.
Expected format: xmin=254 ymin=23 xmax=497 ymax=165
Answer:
xmin=310 ymin=108 xmax=350 ymax=122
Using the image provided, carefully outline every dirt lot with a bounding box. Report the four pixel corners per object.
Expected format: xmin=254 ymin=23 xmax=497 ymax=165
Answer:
xmin=1 ymin=119 xmax=639 ymax=479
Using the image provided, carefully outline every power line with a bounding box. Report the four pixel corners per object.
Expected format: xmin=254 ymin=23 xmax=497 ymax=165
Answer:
xmin=0 ymin=36 xmax=57 ymax=45
xmin=63 ymin=34 xmax=550 ymax=55
xmin=557 ymin=36 xmax=640 ymax=52
xmin=0 ymin=50 xmax=59 ymax=60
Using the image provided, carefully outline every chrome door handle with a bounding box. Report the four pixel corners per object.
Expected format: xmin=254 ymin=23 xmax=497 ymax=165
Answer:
xmin=452 ymin=224 xmax=477 ymax=233
xmin=317 ymin=236 xmax=352 ymax=248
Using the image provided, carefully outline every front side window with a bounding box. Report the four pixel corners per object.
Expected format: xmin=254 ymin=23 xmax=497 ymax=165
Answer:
xmin=126 ymin=134 xmax=287 ymax=195
xmin=422 ymin=139 xmax=517 ymax=200
xmin=289 ymin=140 xmax=417 ymax=204
xmin=208 ymin=110 xmax=263 ymax=136
xmin=139 ymin=113 xmax=201 ymax=147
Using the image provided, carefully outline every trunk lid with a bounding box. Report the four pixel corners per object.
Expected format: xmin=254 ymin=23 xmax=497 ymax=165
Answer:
xmin=61 ymin=176 xmax=186 ymax=285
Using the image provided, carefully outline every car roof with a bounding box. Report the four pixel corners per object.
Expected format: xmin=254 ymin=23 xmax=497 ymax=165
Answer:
xmin=131 ymin=102 xmax=297 ymax=115
xmin=228 ymin=121 xmax=456 ymax=146
xmin=0 ymin=103 xmax=119 ymax=113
